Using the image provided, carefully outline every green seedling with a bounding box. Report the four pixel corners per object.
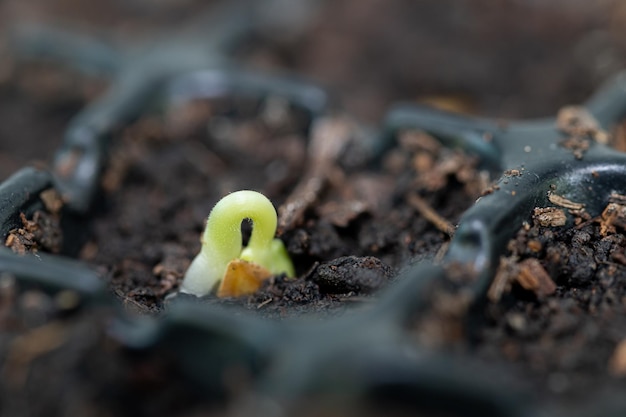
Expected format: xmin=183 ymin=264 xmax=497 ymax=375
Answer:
xmin=180 ymin=190 xmax=294 ymax=297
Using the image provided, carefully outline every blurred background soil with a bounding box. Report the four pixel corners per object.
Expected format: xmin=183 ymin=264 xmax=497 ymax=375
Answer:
xmin=1 ymin=0 xmax=626 ymax=180
xmin=2 ymin=2 xmax=626 ymax=416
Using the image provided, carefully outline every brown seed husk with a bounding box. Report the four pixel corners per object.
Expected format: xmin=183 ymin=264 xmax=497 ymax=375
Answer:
xmin=217 ymin=259 xmax=273 ymax=298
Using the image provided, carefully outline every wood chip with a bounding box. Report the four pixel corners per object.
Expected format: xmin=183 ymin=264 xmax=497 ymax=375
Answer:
xmin=533 ymin=207 xmax=567 ymax=227
xmin=608 ymin=192 xmax=626 ymax=205
xmin=600 ymin=202 xmax=626 ymax=236
xmin=488 ymin=257 xmax=556 ymax=301
xmin=515 ymin=258 xmax=557 ymax=297
xmin=5 ymin=211 xmax=63 ymax=255
xmin=547 ymin=192 xmax=585 ymax=211
xmin=5 ymin=213 xmax=38 ymax=255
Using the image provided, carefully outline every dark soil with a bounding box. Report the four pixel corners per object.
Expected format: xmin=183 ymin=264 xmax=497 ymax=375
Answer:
xmin=81 ymin=97 xmax=483 ymax=315
xmin=406 ymin=193 xmax=626 ymax=414
xmin=3 ymin=1 xmax=626 ymax=416
xmin=476 ymin=195 xmax=626 ymax=407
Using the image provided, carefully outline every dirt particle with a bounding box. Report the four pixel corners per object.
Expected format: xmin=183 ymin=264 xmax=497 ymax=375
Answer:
xmin=504 ymin=169 xmax=521 ymax=177
xmin=534 ymin=207 xmax=567 ymax=227
xmin=516 ymin=258 xmax=557 ymax=297
xmin=311 ymin=256 xmax=393 ymax=294
xmin=506 ymin=312 xmax=527 ymax=333
xmin=5 ymin=211 xmax=62 ymax=254
xmin=600 ymin=202 xmax=626 ymax=235
xmin=39 ymin=188 xmax=64 ymax=215
xmin=527 ymin=239 xmax=542 ymax=252
xmin=557 ymin=105 xmax=608 ymax=143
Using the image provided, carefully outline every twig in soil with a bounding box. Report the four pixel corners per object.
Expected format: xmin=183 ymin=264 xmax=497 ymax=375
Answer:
xmin=114 ymin=289 xmax=153 ymax=314
xmin=407 ymin=192 xmax=455 ymax=237
xmin=256 ymin=297 xmax=273 ymax=309
xmin=277 ymin=116 xmax=353 ymax=233
xmin=547 ymin=191 xmax=585 ymax=211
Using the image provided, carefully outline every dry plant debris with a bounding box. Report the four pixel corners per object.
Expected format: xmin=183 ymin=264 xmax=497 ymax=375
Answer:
xmin=5 ymin=188 xmax=64 ymax=255
xmin=600 ymin=201 xmax=626 ymax=236
xmin=407 ymin=192 xmax=455 ymax=237
xmin=487 ymin=194 xmax=626 ymax=302
xmin=533 ymin=207 xmax=567 ymax=227
xmin=488 ymin=256 xmax=557 ymax=302
xmin=547 ymin=192 xmax=585 ymax=211
xmin=5 ymin=211 xmax=62 ymax=255
xmin=278 ymin=115 xmax=355 ymax=233
xmin=556 ymin=105 xmax=609 ymax=159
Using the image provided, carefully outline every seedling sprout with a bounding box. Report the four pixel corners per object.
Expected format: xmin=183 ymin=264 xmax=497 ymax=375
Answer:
xmin=180 ymin=190 xmax=294 ymax=297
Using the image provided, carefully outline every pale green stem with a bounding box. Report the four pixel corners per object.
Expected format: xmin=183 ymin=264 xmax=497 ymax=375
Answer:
xmin=180 ymin=190 xmax=294 ymax=297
